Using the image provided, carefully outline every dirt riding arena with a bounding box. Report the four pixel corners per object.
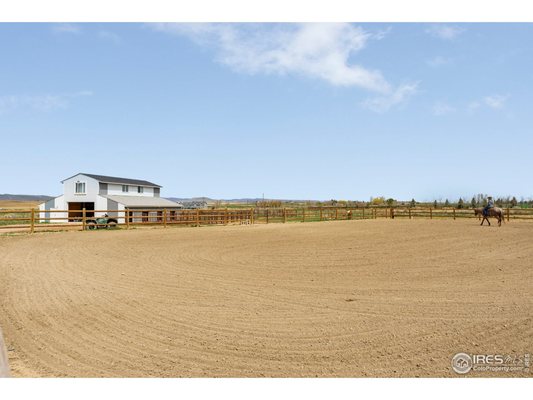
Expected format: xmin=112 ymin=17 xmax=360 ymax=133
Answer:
xmin=0 ymin=219 xmax=531 ymax=377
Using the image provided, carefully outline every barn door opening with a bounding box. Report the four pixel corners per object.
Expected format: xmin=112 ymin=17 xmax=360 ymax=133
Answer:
xmin=68 ymin=202 xmax=95 ymax=221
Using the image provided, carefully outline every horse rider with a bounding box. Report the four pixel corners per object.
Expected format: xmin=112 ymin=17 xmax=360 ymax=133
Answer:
xmin=483 ymin=196 xmax=495 ymax=216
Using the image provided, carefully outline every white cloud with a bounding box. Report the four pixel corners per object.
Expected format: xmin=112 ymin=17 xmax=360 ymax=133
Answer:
xmin=0 ymin=91 xmax=92 ymax=114
xmin=52 ymin=23 xmax=82 ymax=34
xmin=426 ymin=24 xmax=465 ymax=40
xmin=361 ymin=83 xmax=418 ymax=113
xmin=372 ymin=26 xmax=392 ymax=41
xmin=99 ymin=30 xmax=122 ymax=44
xmin=467 ymin=94 xmax=509 ymax=113
xmin=432 ymin=102 xmax=455 ymax=116
xmin=426 ymin=56 xmax=452 ymax=67
xmin=152 ymin=23 xmax=393 ymax=93
xmin=152 ymin=23 xmax=418 ymax=112
xmin=483 ymin=94 xmax=508 ymax=109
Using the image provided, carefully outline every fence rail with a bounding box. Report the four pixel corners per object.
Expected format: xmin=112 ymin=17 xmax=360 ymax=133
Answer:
xmin=1 ymin=206 xmax=532 ymax=234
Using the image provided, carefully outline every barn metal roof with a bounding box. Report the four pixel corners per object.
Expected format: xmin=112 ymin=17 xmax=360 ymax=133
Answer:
xmin=103 ymin=195 xmax=182 ymax=208
xmin=62 ymin=173 xmax=162 ymax=188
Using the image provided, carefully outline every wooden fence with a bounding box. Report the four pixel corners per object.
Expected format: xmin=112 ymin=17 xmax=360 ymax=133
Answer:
xmin=1 ymin=206 xmax=532 ymax=234
xmin=0 ymin=208 xmax=254 ymax=233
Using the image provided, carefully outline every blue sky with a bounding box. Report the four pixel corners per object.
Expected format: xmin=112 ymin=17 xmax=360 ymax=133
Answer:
xmin=0 ymin=23 xmax=531 ymax=201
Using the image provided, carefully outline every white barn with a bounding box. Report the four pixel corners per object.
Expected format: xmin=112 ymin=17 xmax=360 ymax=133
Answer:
xmin=39 ymin=173 xmax=182 ymax=223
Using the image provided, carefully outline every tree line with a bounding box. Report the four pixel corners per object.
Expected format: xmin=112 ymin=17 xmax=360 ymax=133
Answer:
xmin=369 ymin=194 xmax=528 ymax=209
xmin=300 ymin=195 xmax=529 ymax=209
xmin=250 ymin=195 xmax=531 ymax=209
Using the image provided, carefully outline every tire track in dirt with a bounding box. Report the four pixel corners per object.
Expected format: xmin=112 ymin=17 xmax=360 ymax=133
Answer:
xmin=1 ymin=220 xmax=531 ymax=377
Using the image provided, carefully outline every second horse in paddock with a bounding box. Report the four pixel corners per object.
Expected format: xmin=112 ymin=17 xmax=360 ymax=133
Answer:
xmin=474 ymin=207 xmax=504 ymax=227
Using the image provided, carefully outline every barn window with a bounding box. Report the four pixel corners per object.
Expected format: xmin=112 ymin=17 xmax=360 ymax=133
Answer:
xmin=122 ymin=185 xmax=129 ymax=193
xmin=75 ymin=182 xmax=86 ymax=194
xmin=138 ymin=186 xmax=143 ymax=193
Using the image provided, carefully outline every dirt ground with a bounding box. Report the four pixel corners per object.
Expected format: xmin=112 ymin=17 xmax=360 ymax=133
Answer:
xmin=0 ymin=219 xmax=531 ymax=377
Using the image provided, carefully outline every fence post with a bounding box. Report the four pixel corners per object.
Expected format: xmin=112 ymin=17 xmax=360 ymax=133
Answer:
xmin=385 ymin=208 xmax=388 ymax=219
xmin=250 ymin=208 xmax=255 ymax=224
xmin=506 ymin=208 xmax=510 ymax=222
xmin=453 ymin=208 xmax=456 ymax=220
xmin=196 ymin=209 xmax=200 ymax=227
xmin=163 ymin=209 xmax=167 ymax=227
xmin=283 ymin=208 xmax=287 ymax=223
xmin=225 ymin=208 xmax=229 ymax=225
xmin=391 ymin=208 xmax=394 ymax=219
xmin=126 ymin=209 xmax=130 ymax=229
xmin=0 ymin=327 xmax=10 ymax=377
xmin=82 ymin=208 xmax=86 ymax=231
xmin=266 ymin=208 xmax=269 ymax=224
xmin=302 ymin=208 xmax=305 ymax=223
xmin=320 ymin=207 xmax=323 ymax=221
xmin=335 ymin=208 xmax=338 ymax=220
xmin=430 ymin=208 xmax=433 ymax=219
xmin=30 ymin=208 xmax=35 ymax=234
xmin=409 ymin=208 xmax=412 ymax=219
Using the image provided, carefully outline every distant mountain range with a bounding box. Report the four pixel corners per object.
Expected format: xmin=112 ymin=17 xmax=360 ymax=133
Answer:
xmin=166 ymin=197 xmax=312 ymax=203
xmin=166 ymin=197 xmax=266 ymax=203
xmin=166 ymin=197 xmax=214 ymax=202
xmin=0 ymin=194 xmax=312 ymax=203
xmin=0 ymin=194 xmax=53 ymax=202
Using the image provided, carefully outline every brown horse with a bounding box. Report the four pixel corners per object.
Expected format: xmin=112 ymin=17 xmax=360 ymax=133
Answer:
xmin=474 ymin=207 xmax=504 ymax=227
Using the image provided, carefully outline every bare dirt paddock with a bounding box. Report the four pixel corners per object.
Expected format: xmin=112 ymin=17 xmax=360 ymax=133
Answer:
xmin=0 ymin=219 xmax=531 ymax=377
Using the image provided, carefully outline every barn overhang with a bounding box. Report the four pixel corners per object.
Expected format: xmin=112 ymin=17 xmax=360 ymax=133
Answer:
xmin=101 ymin=195 xmax=182 ymax=209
